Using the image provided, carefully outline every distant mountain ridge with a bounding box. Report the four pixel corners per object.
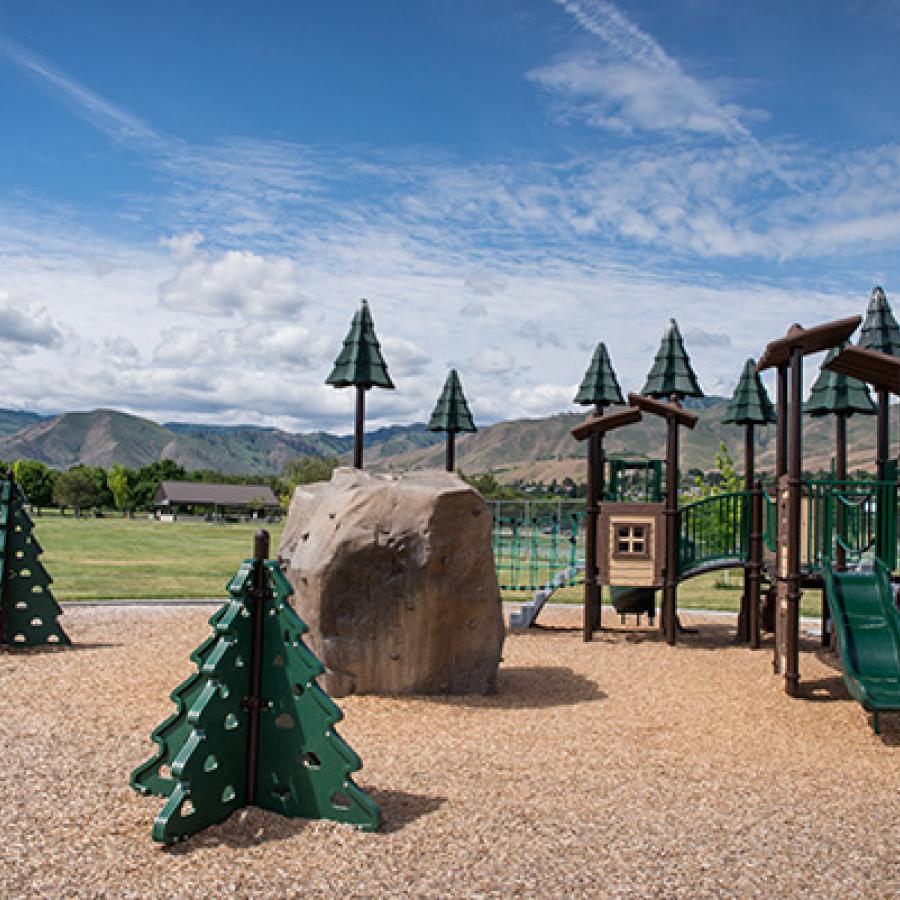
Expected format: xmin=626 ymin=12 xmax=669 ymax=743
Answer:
xmin=0 ymin=399 xmax=889 ymax=479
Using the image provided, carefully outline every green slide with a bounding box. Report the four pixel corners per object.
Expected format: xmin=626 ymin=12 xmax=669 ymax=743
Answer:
xmin=821 ymin=560 xmax=900 ymax=733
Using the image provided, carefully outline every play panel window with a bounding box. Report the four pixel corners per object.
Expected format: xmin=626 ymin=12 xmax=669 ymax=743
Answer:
xmin=614 ymin=522 xmax=651 ymax=558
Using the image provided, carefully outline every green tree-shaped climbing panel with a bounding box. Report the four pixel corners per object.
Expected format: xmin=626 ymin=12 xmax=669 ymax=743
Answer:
xmin=132 ymin=546 xmax=380 ymax=843
xmin=0 ymin=477 xmax=70 ymax=649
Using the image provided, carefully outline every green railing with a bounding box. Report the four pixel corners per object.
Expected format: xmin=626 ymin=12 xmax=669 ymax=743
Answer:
xmin=677 ymin=492 xmax=750 ymax=577
xmin=489 ymin=500 xmax=585 ymax=592
xmin=805 ymin=475 xmax=898 ymax=572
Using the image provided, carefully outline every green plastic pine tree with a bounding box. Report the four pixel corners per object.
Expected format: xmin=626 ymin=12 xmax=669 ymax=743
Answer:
xmin=858 ymin=286 xmax=900 ymax=357
xmin=641 ymin=319 xmax=704 ymax=400
xmin=132 ymin=542 xmax=380 ymax=844
xmin=427 ymin=369 xmax=477 ymax=434
xmin=574 ymin=342 xmax=625 ymax=408
xmin=0 ymin=474 xmax=70 ymax=648
xmin=805 ymin=343 xmax=876 ymax=418
xmin=723 ymin=359 xmax=776 ymax=425
xmin=326 ymin=299 xmax=394 ymax=389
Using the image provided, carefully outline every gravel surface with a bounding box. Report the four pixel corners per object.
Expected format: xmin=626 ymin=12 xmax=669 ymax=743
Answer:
xmin=1 ymin=603 xmax=898 ymax=898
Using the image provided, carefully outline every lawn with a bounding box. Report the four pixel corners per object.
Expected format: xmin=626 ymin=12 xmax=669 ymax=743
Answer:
xmin=33 ymin=512 xmax=284 ymax=600
xmin=32 ymin=511 xmax=825 ymax=616
xmin=507 ymin=569 xmax=825 ymax=619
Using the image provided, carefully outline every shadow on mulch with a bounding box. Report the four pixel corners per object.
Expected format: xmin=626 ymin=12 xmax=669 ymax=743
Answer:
xmin=424 ymin=665 xmax=605 ymax=710
xmin=794 ymin=675 xmax=848 ymax=703
xmin=367 ymin=788 xmax=446 ymax=834
xmin=163 ymin=788 xmax=446 ymax=854
xmin=0 ymin=641 xmax=120 ymax=655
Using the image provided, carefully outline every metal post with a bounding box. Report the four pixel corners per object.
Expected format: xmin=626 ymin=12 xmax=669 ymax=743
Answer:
xmin=877 ymin=389 xmax=889 ymax=484
xmin=354 ymin=385 xmax=366 ymax=469
xmin=773 ymin=364 xmax=788 ymax=674
xmin=664 ymin=413 xmax=679 ymax=645
xmin=749 ymin=479 xmax=763 ymax=649
xmin=446 ymin=431 xmax=456 ymax=473
xmin=738 ymin=424 xmax=755 ymax=643
xmin=785 ymin=347 xmax=802 ymax=696
xmin=245 ymin=529 xmax=269 ymax=806
xmin=583 ymin=403 xmax=605 ymax=641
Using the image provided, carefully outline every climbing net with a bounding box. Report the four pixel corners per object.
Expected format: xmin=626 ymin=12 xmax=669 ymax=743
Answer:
xmin=489 ymin=500 xmax=585 ymax=592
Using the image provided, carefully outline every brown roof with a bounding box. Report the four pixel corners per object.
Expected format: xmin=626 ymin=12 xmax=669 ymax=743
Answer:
xmin=627 ymin=393 xmax=698 ymax=429
xmin=571 ymin=407 xmax=642 ymax=442
xmin=756 ymin=316 xmax=861 ymax=371
xmin=154 ymin=481 xmax=280 ymax=508
xmin=824 ymin=345 xmax=900 ymax=394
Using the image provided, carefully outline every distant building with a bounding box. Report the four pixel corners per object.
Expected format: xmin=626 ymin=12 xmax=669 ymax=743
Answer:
xmin=153 ymin=480 xmax=281 ymax=520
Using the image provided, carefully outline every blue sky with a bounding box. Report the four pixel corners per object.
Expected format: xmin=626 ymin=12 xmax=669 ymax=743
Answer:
xmin=1 ymin=1 xmax=900 ymax=431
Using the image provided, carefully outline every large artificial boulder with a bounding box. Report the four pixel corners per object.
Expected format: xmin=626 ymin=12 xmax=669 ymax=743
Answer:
xmin=278 ymin=468 xmax=504 ymax=696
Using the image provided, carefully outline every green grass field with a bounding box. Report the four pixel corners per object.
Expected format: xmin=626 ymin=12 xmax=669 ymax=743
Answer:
xmin=32 ymin=512 xmax=825 ymax=616
xmin=33 ymin=513 xmax=284 ymax=600
xmin=504 ymin=570 xmax=825 ymax=619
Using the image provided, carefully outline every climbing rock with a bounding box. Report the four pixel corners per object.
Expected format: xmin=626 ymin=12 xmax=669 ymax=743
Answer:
xmin=278 ymin=468 xmax=504 ymax=696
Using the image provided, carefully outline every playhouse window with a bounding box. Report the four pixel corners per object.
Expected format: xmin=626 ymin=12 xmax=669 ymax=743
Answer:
xmin=614 ymin=523 xmax=650 ymax=558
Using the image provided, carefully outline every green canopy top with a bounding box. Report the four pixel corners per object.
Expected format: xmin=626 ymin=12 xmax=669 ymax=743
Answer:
xmin=804 ymin=342 xmax=876 ymax=418
xmin=858 ymin=286 xmax=900 ymax=358
xmin=574 ymin=342 xmax=625 ymax=407
xmin=427 ymin=369 xmax=477 ymax=433
xmin=723 ymin=358 xmax=776 ymax=425
xmin=326 ymin=299 xmax=395 ymax=390
xmin=640 ymin=318 xmax=704 ymax=400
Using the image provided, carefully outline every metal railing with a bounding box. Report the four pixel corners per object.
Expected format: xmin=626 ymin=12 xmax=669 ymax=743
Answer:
xmin=488 ymin=500 xmax=585 ymax=592
xmin=676 ymin=491 xmax=749 ymax=577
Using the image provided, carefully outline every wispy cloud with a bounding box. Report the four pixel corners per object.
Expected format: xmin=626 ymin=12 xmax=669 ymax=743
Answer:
xmin=0 ymin=33 xmax=165 ymax=147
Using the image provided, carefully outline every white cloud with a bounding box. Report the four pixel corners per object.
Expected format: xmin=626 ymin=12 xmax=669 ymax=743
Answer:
xmin=160 ymin=230 xmax=204 ymax=261
xmin=158 ymin=250 xmax=309 ymax=317
xmin=460 ymin=301 xmax=488 ymax=318
xmin=468 ymin=347 xmax=516 ymax=376
xmin=0 ymin=292 xmax=63 ymax=350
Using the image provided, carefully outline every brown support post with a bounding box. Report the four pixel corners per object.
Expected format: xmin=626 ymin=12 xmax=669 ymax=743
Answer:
xmin=583 ymin=402 xmax=605 ymax=641
xmin=737 ymin=423 xmax=755 ymax=643
xmin=773 ymin=364 xmax=788 ymax=673
xmin=876 ymin=388 xmax=889 ymax=484
xmin=446 ymin=431 xmax=456 ymax=473
xmin=0 ymin=469 xmax=12 ymax=645
xmin=663 ymin=414 xmax=679 ymax=645
xmin=354 ymin=385 xmax=366 ymax=469
xmin=826 ymin=412 xmax=848 ymax=649
xmin=749 ymin=479 xmax=763 ymax=649
xmin=245 ymin=529 xmax=269 ymax=806
xmin=785 ymin=346 xmax=803 ymax=696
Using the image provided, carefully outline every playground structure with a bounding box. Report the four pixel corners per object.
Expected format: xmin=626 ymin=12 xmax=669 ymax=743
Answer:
xmin=0 ymin=470 xmax=70 ymax=650
xmin=132 ymin=530 xmax=379 ymax=843
xmin=501 ymin=293 xmax=900 ymax=731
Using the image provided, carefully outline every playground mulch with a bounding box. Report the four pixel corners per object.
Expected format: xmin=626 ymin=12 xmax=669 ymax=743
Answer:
xmin=1 ymin=603 xmax=899 ymax=898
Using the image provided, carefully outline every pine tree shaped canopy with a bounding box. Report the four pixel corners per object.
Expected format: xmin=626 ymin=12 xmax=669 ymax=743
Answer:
xmin=326 ymin=299 xmax=394 ymax=389
xmin=428 ymin=369 xmax=476 ymax=433
xmin=574 ymin=342 xmax=625 ymax=407
xmin=858 ymin=286 xmax=900 ymax=357
xmin=640 ymin=319 xmax=704 ymax=399
xmin=804 ymin=342 xmax=876 ymax=418
xmin=723 ymin=359 xmax=776 ymax=425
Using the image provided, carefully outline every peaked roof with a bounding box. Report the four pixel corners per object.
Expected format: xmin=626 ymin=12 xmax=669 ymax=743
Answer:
xmin=640 ymin=318 xmax=704 ymax=399
xmin=723 ymin=359 xmax=776 ymax=425
xmin=326 ymin=299 xmax=395 ymax=389
xmin=154 ymin=481 xmax=280 ymax=508
xmin=858 ymin=286 xmax=900 ymax=358
xmin=804 ymin=342 xmax=876 ymax=418
xmin=427 ymin=369 xmax=477 ymax=433
xmin=574 ymin=342 xmax=625 ymax=407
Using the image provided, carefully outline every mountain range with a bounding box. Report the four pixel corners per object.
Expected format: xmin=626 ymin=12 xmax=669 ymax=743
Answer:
xmin=0 ymin=399 xmax=890 ymax=480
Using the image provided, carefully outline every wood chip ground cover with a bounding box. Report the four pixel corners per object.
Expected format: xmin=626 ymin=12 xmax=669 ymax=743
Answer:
xmin=0 ymin=604 xmax=898 ymax=898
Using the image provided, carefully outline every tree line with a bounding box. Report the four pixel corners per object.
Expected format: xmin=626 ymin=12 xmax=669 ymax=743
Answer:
xmin=8 ymin=455 xmax=341 ymax=515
